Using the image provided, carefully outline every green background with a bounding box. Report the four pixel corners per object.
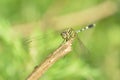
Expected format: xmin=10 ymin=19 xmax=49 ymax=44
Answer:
xmin=0 ymin=0 xmax=120 ymax=80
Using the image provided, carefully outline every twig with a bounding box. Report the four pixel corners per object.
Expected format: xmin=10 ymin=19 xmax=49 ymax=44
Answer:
xmin=26 ymin=39 xmax=74 ymax=80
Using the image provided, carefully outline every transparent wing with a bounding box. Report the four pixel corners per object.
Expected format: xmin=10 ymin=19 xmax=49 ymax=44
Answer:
xmin=75 ymin=34 xmax=91 ymax=63
xmin=24 ymin=30 xmax=60 ymax=45
xmin=24 ymin=31 xmax=63 ymax=57
xmin=24 ymin=32 xmax=50 ymax=44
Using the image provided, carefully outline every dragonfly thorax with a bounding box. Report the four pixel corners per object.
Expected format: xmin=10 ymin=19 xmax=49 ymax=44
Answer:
xmin=61 ymin=28 xmax=76 ymax=41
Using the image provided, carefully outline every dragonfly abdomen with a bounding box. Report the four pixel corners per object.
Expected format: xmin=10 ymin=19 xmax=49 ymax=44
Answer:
xmin=76 ymin=24 xmax=95 ymax=33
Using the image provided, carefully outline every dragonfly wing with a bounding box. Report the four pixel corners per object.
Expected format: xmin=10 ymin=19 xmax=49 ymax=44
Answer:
xmin=76 ymin=34 xmax=91 ymax=63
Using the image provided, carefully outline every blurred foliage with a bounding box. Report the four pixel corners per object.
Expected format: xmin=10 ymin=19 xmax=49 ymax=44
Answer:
xmin=0 ymin=0 xmax=120 ymax=80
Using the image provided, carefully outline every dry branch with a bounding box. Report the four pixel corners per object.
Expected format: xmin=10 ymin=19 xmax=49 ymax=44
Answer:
xmin=27 ymin=39 xmax=74 ymax=80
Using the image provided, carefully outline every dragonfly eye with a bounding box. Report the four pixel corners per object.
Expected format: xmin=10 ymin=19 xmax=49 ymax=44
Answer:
xmin=61 ymin=32 xmax=67 ymax=39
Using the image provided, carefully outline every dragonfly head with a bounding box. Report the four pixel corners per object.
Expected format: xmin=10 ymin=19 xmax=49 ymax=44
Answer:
xmin=61 ymin=28 xmax=76 ymax=41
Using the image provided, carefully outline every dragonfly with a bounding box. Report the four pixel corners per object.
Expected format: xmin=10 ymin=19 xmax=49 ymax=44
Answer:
xmin=26 ymin=24 xmax=95 ymax=61
xmin=61 ymin=24 xmax=95 ymax=61
xmin=61 ymin=24 xmax=95 ymax=41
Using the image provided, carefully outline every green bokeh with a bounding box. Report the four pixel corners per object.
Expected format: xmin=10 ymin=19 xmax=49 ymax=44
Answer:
xmin=0 ymin=0 xmax=120 ymax=80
